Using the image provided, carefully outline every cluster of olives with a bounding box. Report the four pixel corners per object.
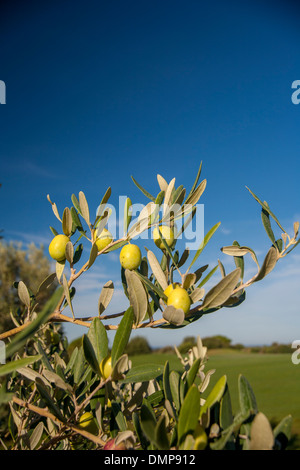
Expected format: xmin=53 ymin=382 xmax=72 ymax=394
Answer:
xmin=49 ymin=224 xmax=191 ymax=316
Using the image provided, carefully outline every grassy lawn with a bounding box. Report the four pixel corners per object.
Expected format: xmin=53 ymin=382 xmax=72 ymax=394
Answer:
xmin=131 ymin=350 xmax=300 ymax=449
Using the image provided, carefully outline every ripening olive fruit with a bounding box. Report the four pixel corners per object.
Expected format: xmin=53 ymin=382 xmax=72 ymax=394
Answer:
xmin=78 ymin=411 xmax=98 ymax=435
xmin=94 ymin=228 xmax=113 ymax=252
xmin=167 ymin=286 xmax=191 ymax=315
xmin=48 ymin=234 xmax=70 ymax=262
xmin=163 ymin=282 xmax=181 ymax=299
xmin=100 ymin=355 xmax=112 ymax=380
xmin=153 ymin=225 xmax=174 ymax=250
xmin=119 ymin=243 xmax=141 ymax=270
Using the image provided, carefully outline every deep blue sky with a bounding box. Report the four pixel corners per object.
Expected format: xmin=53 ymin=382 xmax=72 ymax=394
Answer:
xmin=1 ymin=0 xmax=300 ymax=347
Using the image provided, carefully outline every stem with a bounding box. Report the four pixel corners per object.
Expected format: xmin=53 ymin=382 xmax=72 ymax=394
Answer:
xmin=12 ymin=396 xmax=105 ymax=447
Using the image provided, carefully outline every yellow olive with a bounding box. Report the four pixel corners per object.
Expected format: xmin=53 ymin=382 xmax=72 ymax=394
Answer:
xmin=167 ymin=287 xmax=191 ymax=315
xmin=49 ymin=234 xmax=70 ymax=262
xmin=100 ymin=355 xmax=112 ymax=380
xmin=153 ymin=225 xmax=174 ymax=250
xmin=95 ymin=228 xmax=113 ymax=252
xmin=119 ymin=244 xmax=141 ymax=270
xmin=164 ymin=282 xmax=181 ymax=298
xmin=78 ymin=411 xmax=98 ymax=435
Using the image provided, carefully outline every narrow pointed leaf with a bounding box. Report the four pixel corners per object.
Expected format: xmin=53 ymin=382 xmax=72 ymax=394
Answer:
xmin=62 ymin=274 xmax=75 ymax=318
xmin=18 ymin=281 xmax=31 ymax=308
xmin=125 ymin=270 xmax=148 ymax=325
xmin=246 ymin=187 xmax=286 ymax=233
xmin=131 ymin=176 xmax=155 ymax=202
xmin=254 ymin=246 xmax=277 ymax=282
xmin=0 ymin=355 xmax=42 ymax=377
xmin=163 ymin=306 xmax=185 ymax=326
xmin=202 ymin=268 xmax=241 ymax=309
xmin=78 ymin=191 xmax=90 ymax=226
xmin=111 ymin=307 xmax=134 ymax=366
xmin=178 ymin=385 xmax=201 ymax=445
xmin=62 ymin=207 xmax=72 ymax=237
xmin=87 ymin=317 xmax=108 ymax=365
xmin=185 ymin=161 xmax=203 ymax=202
xmin=47 ymin=194 xmax=61 ymax=222
xmin=188 ymin=222 xmax=221 ymax=271
xmin=238 ymin=374 xmax=258 ymax=415
xmin=98 ymin=281 xmax=114 ymax=315
xmin=147 ymin=250 xmax=168 ymax=291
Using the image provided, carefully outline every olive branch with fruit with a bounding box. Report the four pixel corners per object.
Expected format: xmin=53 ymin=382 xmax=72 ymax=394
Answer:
xmin=0 ymin=162 xmax=298 ymax=450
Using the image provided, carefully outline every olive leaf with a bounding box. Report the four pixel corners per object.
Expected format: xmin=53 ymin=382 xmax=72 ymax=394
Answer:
xmin=189 ymin=287 xmax=205 ymax=304
xmin=182 ymin=273 xmax=196 ymax=290
xmin=62 ymin=207 xmax=72 ymax=237
xmin=249 ymin=412 xmax=274 ymax=450
xmin=95 ymin=187 xmax=112 ymax=223
xmin=62 ymin=274 xmax=75 ymax=319
xmin=125 ymin=269 xmax=148 ymax=325
xmin=65 ymin=241 xmax=74 ymax=264
xmin=157 ymin=174 xmax=169 ymax=192
xmin=78 ymin=191 xmax=90 ymax=226
xmin=98 ymin=280 xmax=114 ymax=315
xmin=163 ymin=177 xmax=176 ymax=215
xmin=261 ymin=207 xmax=276 ymax=245
xmin=187 ymin=222 xmax=221 ymax=272
xmin=253 ymin=246 xmax=278 ymax=282
xmin=246 ymin=187 xmax=287 ymax=233
xmin=17 ymin=281 xmax=31 ymax=308
xmin=36 ymin=273 xmax=57 ymax=297
xmin=221 ymin=245 xmax=259 ymax=270
xmin=202 ymin=268 xmax=241 ymax=310
xmin=87 ymin=242 xmax=99 ymax=269
xmin=131 ymin=176 xmax=156 ymax=202
xmin=123 ymin=197 xmax=132 ymax=236
xmin=47 ymin=194 xmax=61 ymax=222
xmin=184 ymin=179 xmax=206 ymax=207
xmin=163 ymin=305 xmax=185 ymax=326
xmin=146 ymin=250 xmax=168 ymax=291
xmin=185 ymin=161 xmax=202 ymax=202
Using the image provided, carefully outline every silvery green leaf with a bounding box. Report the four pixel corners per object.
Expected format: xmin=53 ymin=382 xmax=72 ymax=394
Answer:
xmin=98 ymin=280 xmax=114 ymax=315
xmin=65 ymin=241 xmax=74 ymax=264
xmin=184 ymin=179 xmax=206 ymax=207
xmin=157 ymin=174 xmax=168 ymax=192
xmin=147 ymin=250 xmax=168 ymax=291
xmin=254 ymin=246 xmax=277 ymax=282
xmin=30 ymin=422 xmax=44 ymax=450
xmin=190 ymin=287 xmax=205 ymax=303
xmin=62 ymin=274 xmax=75 ymax=318
xmin=187 ymin=222 xmax=221 ymax=271
xmin=163 ymin=305 xmax=185 ymax=326
xmin=36 ymin=273 xmax=57 ymax=297
xmin=125 ymin=269 xmax=148 ymax=325
xmin=78 ymin=191 xmax=90 ymax=226
xmin=62 ymin=207 xmax=72 ymax=237
xmin=131 ymin=176 xmax=156 ymax=202
xmin=43 ymin=370 xmax=73 ymax=393
xmin=111 ymin=354 xmax=130 ymax=381
xmin=246 ymin=187 xmax=287 ymax=233
xmin=47 ymin=194 xmax=61 ymax=222
xmin=56 ymin=260 xmax=65 ymax=283
xmin=87 ymin=242 xmax=98 ymax=269
xmin=182 ymin=273 xmax=196 ymax=290
xmin=202 ymin=268 xmax=241 ymax=309
xmin=249 ymin=412 xmax=274 ymax=450
xmin=17 ymin=281 xmax=31 ymax=308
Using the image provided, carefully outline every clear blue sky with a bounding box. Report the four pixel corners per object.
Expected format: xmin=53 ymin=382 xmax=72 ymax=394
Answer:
xmin=1 ymin=0 xmax=300 ymax=348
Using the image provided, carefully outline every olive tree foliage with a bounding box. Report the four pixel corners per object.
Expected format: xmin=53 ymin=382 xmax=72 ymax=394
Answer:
xmin=0 ymin=163 xmax=298 ymax=450
xmin=0 ymin=241 xmax=57 ymax=333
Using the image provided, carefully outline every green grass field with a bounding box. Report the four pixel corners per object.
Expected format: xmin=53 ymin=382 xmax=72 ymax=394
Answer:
xmin=131 ymin=350 xmax=300 ymax=449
